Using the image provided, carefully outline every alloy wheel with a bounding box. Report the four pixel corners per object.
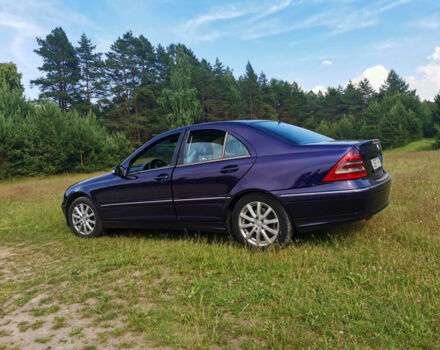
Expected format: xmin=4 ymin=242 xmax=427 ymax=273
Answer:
xmin=71 ymin=203 xmax=96 ymax=236
xmin=238 ymin=201 xmax=280 ymax=247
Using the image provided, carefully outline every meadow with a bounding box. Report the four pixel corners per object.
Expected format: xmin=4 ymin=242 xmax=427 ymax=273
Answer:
xmin=0 ymin=149 xmax=439 ymax=349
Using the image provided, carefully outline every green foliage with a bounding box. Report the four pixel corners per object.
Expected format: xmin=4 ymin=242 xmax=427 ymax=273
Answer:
xmin=239 ymin=62 xmax=261 ymax=119
xmin=31 ymin=27 xmax=80 ymax=111
xmin=159 ymin=47 xmax=201 ymax=128
xmin=379 ymin=69 xmax=413 ymax=96
xmin=0 ymin=62 xmax=23 ymax=92
xmin=434 ymin=125 xmax=440 ymax=149
xmin=75 ymin=33 xmax=105 ymax=113
xmin=0 ymin=83 xmax=130 ymax=179
xmin=18 ymin=27 xmax=440 ymax=163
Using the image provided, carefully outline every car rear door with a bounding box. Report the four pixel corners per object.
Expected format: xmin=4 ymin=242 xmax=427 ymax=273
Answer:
xmin=172 ymin=127 xmax=256 ymax=223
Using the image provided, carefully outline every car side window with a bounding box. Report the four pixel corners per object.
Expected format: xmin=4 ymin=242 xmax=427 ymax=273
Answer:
xmin=129 ymin=133 xmax=179 ymax=173
xmin=224 ymin=134 xmax=249 ymax=158
xmin=184 ymin=130 xmax=225 ymax=164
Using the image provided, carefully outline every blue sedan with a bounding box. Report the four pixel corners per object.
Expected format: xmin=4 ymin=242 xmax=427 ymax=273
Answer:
xmin=62 ymin=121 xmax=391 ymax=248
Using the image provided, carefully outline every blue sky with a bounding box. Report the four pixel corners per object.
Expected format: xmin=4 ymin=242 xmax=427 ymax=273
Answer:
xmin=0 ymin=0 xmax=439 ymax=100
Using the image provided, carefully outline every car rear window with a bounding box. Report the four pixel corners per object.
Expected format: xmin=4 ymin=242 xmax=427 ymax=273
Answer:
xmin=253 ymin=121 xmax=333 ymax=145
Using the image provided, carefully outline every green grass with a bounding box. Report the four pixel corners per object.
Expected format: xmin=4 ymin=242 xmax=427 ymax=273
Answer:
xmin=385 ymin=138 xmax=435 ymax=153
xmin=0 ymin=151 xmax=440 ymax=349
xmin=34 ymin=336 xmax=51 ymax=344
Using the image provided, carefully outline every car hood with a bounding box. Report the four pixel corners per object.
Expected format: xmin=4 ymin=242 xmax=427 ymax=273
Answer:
xmin=67 ymin=172 xmax=114 ymax=191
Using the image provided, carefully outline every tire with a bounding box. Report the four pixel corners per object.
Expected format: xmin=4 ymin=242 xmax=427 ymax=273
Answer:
xmin=68 ymin=197 xmax=103 ymax=238
xmin=231 ymin=193 xmax=292 ymax=249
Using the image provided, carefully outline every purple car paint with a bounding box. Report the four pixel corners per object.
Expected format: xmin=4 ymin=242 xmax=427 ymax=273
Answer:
xmin=62 ymin=120 xmax=391 ymax=247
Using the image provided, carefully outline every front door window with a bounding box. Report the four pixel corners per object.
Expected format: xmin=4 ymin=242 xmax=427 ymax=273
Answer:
xmin=129 ymin=134 xmax=179 ymax=174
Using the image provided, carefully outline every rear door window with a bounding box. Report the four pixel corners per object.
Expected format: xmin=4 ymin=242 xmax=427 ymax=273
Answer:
xmin=183 ymin=130 xmax=225 ymax=164
xmin=224 ymin=134 xmax=249 ymax=158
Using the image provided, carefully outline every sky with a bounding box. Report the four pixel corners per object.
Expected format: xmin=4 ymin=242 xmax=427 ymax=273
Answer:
xmin=0 ymin=0 xmax=439 ymax=101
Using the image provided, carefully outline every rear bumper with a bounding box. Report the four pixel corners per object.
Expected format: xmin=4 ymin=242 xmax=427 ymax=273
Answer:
xmin=273 ymin=173 xmax=391 ymax=229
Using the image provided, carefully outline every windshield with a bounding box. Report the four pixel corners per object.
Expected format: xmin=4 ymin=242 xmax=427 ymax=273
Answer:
xmin=253 ymin=121 xmax=334 ymax=145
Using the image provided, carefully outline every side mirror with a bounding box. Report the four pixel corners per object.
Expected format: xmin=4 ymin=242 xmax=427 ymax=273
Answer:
xmin=112 ymin=165 xmax=127 ymax=178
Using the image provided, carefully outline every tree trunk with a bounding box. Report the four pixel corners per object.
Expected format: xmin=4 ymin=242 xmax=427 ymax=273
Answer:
xmin=86 ymin=61 xmax=90 ymax=104
xmin=79 ymin=144 xmax=84 ymax=166
xmin=58 ymin=65 xmax=63 ymax=110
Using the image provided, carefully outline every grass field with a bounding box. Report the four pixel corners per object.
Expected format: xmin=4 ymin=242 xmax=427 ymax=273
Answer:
xmin=1 ymin=149 xmax=440 ymax=349
xmin=385 ymin=138 xmax=436 ymax=153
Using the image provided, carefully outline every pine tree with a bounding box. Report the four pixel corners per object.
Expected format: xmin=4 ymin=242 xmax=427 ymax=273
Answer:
xmin=380 ymin=70 xmax=412 ymax=96
xmin=358 ymin=78 xmax=375 ymax=114
xmin=323 ymin=87 xmax=345 ymax=122
xmin=76 ymin=33 xmax=104 ymax=110
xmin=343 ymin=81 xmax=363 ymax=116
xmin=432 ymin=92 xmax=440 ymax=126
xmin=104 ymin=31 xmax=147 ymax=143
xmin=155 ymin=44 xmax=171 ymax=84
xmin=361 ymin=100 xmax=383 ymax=139
xmin=222 ymin=68 xmax=245 ymax=120
xmin=31 ymin=27 xmax=80 ymax=111
xmin=159 ymin=47 xmax=201 ymax=128
xmin=239 ymin=62 xmax=260 ymax=119
xmin=316 ymin=120 xmax=332 ymax=137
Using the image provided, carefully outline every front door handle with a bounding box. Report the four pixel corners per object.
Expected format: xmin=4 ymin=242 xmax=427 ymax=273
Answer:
xmin=155 ymin=173 xmax=169 ymax=182
xmin=220 ymin=165 xmax=239 ymax=173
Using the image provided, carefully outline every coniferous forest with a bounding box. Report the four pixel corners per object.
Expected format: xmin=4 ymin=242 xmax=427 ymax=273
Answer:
xmin=1 ymin=27 xmax=440 ymax=179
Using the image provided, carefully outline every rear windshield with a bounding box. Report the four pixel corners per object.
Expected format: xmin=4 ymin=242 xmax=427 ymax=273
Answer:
xmin=253 ymin=121 xmax=333 ymax=145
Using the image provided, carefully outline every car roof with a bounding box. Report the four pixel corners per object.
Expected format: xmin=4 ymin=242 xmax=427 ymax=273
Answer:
xmin=185 ymin=120 xmax=273 ymax=128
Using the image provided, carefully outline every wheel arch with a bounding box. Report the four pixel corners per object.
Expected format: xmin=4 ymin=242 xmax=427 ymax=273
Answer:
xmin=65 ymin=192 xmax=94 ymax=226
xmin=225 ymin=190 xmax=295 ymax=232
xmin=66 ymin=191 xmax=91 ymax=210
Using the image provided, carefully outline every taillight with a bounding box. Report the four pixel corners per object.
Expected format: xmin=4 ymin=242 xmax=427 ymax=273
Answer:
xmin=322 ymin=148 xmax=367 ymax=182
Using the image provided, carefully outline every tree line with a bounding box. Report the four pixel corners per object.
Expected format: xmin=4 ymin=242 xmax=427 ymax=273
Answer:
xmin=0 ymin=63 xmax=129 ymax=179
xmin=1 ymin=27 xmax=440 ymax=178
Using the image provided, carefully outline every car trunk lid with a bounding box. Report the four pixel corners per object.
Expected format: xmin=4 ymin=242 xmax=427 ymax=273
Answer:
xmin=356 ymin=139 xmax=384 ymax=179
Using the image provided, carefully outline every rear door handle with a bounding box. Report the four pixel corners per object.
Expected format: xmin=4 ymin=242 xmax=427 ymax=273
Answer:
xmin=220 ymin=165 xmax=239 ymax=173
xmin=155 ymin=173 xmax=169 ymax=182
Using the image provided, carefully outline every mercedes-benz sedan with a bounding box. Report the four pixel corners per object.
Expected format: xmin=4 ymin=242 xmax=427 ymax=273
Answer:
xmin=62 ymin=121 xmax=391 ymax=248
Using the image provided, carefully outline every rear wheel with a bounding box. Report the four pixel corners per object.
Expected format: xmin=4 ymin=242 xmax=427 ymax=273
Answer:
xmin=231 ymin=193 xmax=292 ymax=249
xmin=68 ymin=197 xmax=103 ymax=238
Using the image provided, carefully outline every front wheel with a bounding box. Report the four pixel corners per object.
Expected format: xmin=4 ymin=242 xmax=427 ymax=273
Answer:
xmin=231 ymin=193 xmax=293 ymax=249
xmin=68 ymin=197 xmax=103 ymax=238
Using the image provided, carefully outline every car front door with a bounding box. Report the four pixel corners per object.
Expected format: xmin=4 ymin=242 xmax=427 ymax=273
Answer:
xmin=96 ymin=132 xmax=182 ymax=224
xmin=172 ymin=128 xmax=256 ymax=223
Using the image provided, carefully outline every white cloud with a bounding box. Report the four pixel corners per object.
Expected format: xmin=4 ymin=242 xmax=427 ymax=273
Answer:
xmin=182 ymin=7 xmax=248 ymax=39
xmin=427 ymin=46 xmax=440 ymax=61
xmin=0 ymin=1 xmax=102 ymax=98
xmin=412 ymin=14 xmax=440 ymax=30
xmin=322 ymin=60 xmax=332 ymax=65
xmin=408 ymin=46 xmax=440 ymax=101
xmin=352 ymin=65 xmax=389 ymax=91
xmin=345 ymin=48 xmax=440 ymax=101
xmin=179 ymin=0 xmax=411 ymax=43
xmin=180 ymin=0 xmax=291 ymax=43
xmin=0 ymin=12 xmax=43 ymax=68
xmin=312 ymin=85 xmax=326 ymax=94
xmin=252 ymin=0 xmax=291 ymax=21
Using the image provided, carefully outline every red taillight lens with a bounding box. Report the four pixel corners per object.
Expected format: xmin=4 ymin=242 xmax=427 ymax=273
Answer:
xmin=322 ymin=148 xmax=367 ymax=182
